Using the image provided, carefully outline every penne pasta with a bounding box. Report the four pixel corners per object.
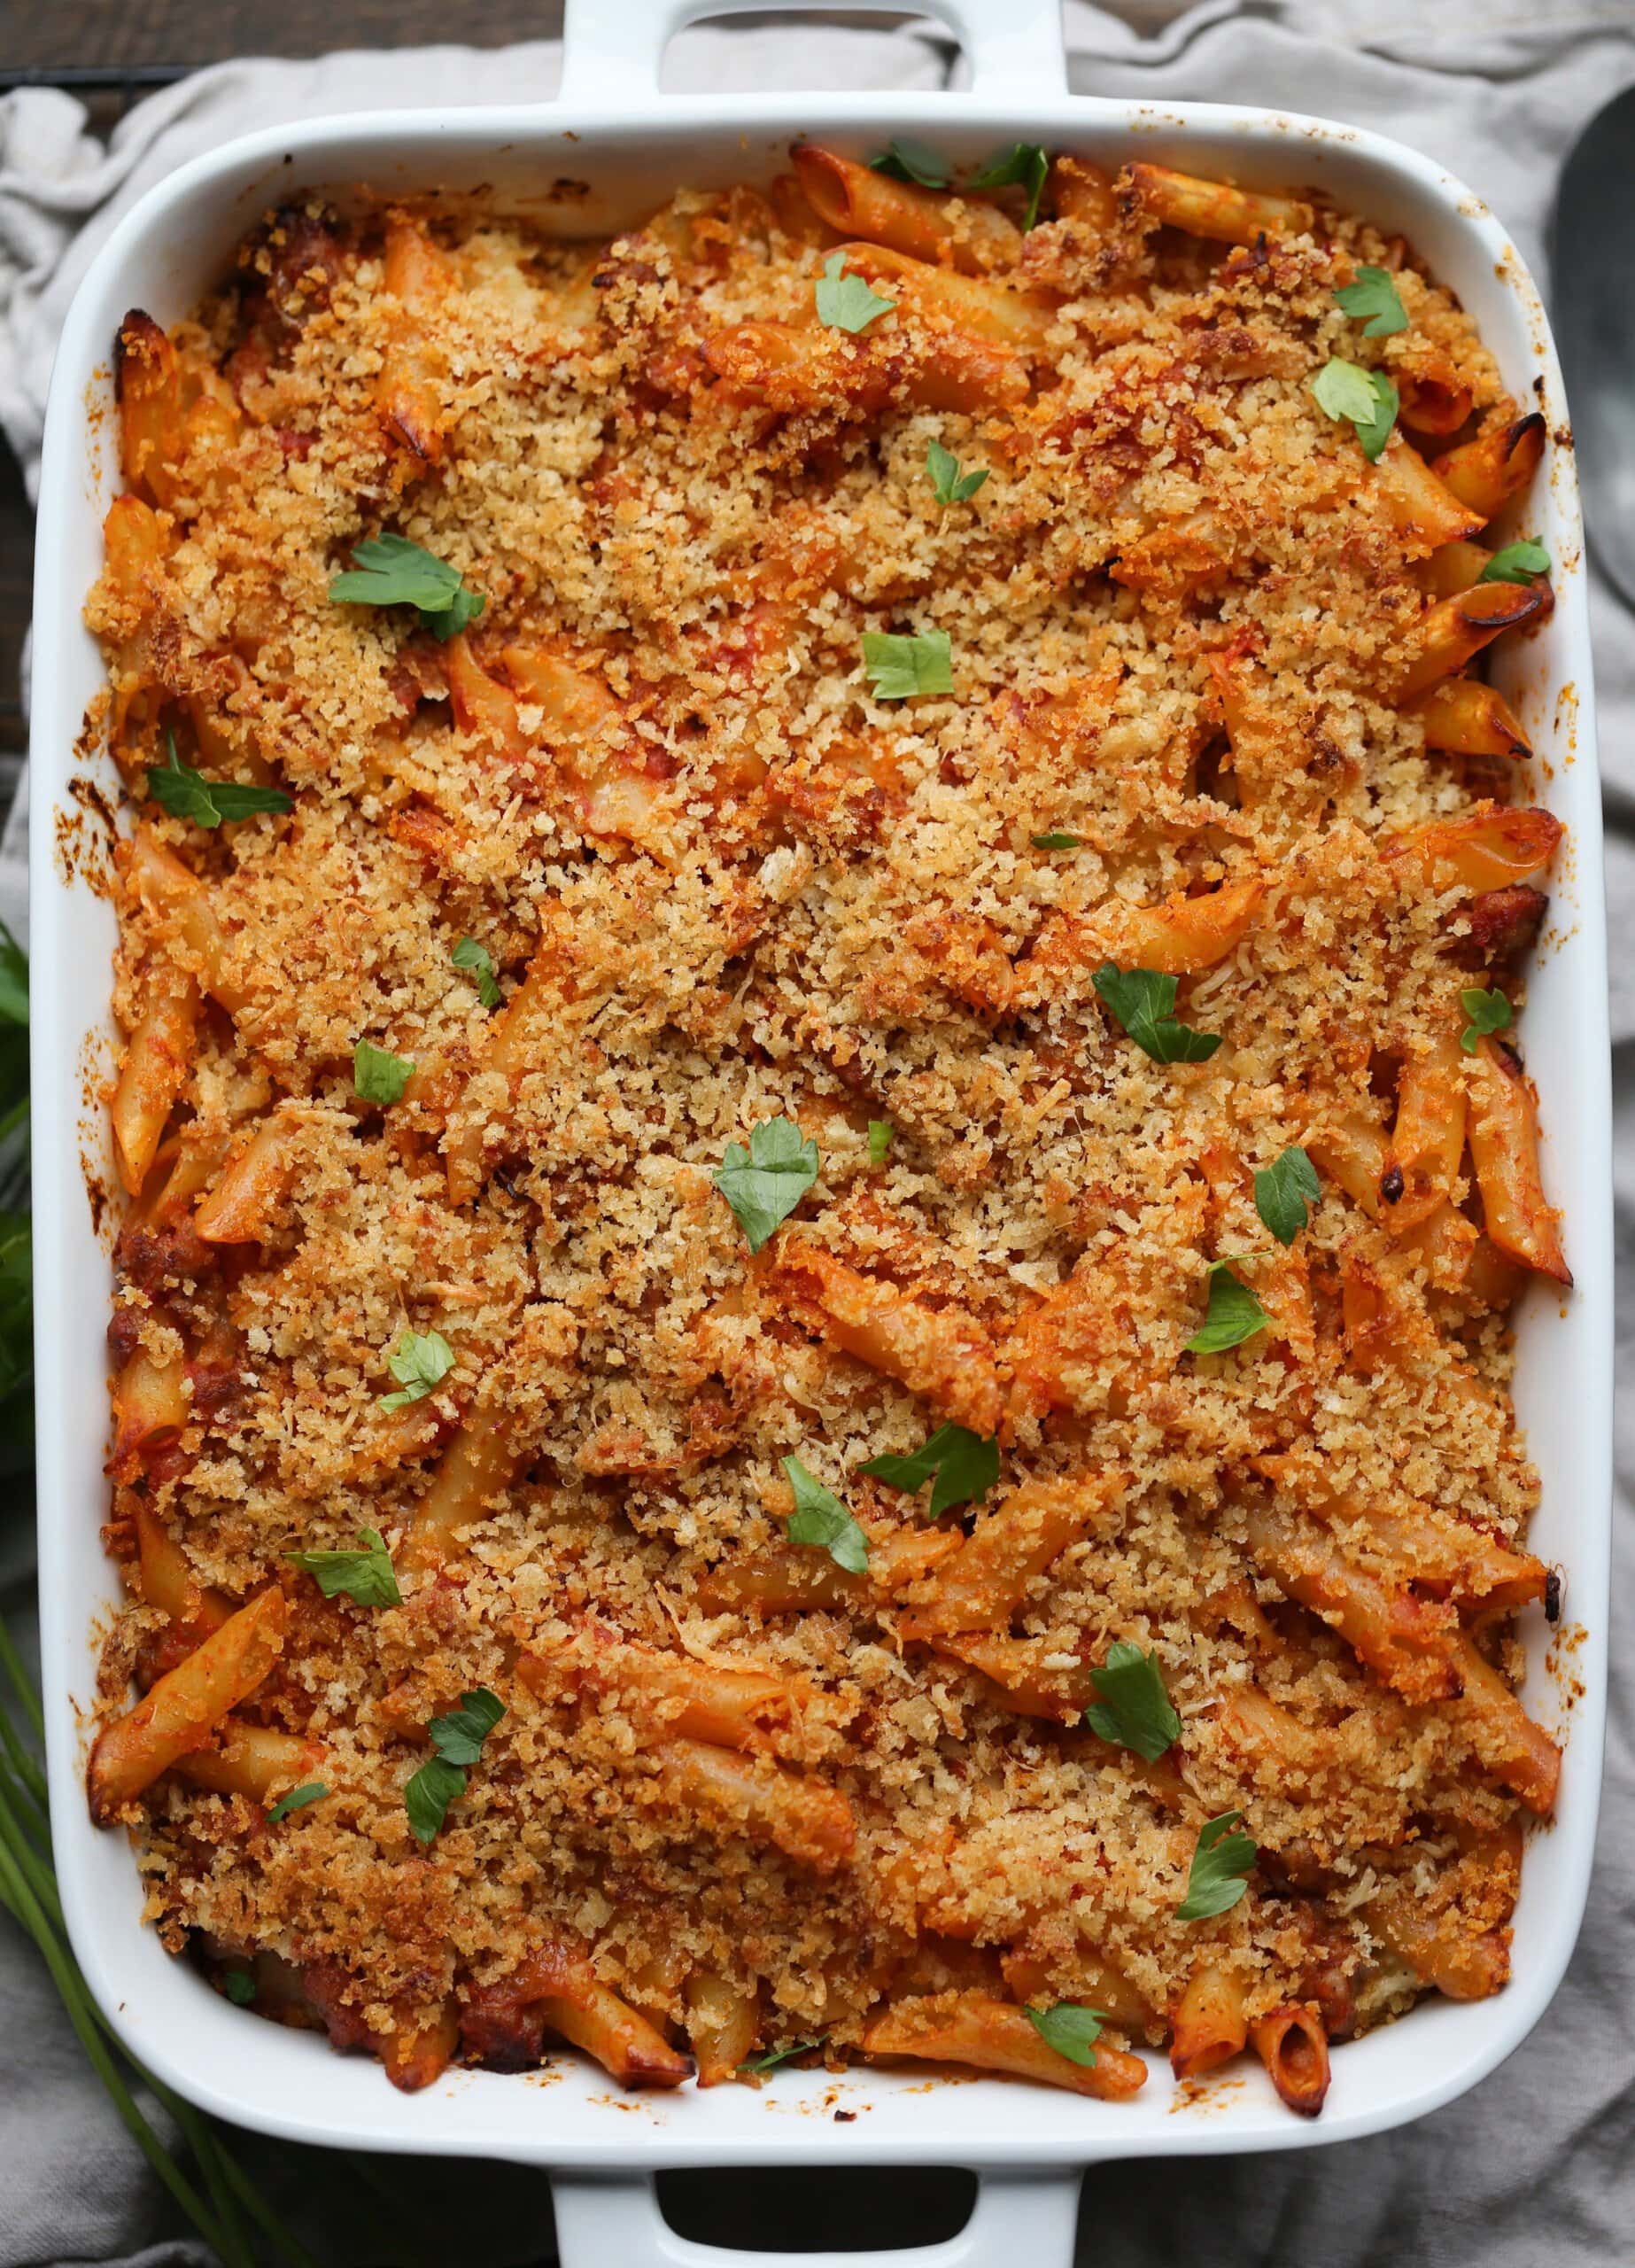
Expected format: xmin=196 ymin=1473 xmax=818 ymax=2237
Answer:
xmin=1170 ymin=1963 xmax=1248 ymax=2080
xmin=1410 ymin=678 xmax=1530 ymax=760
xmin=176 ymin=1720 xmax=323 ymax=1803
xmin=1249 ymin=2005 xmax=1330 ymax=2117
xmin=767 ymin=1247 xmax=1003 ymax=1437
xmin=685 ymin=1971 xmax=760 ymax=2086
xmin=194 ymin=1111 xmax=300 ymax=1242
xmin=649 ymin=1737 xmax=856 ymax=1875
xmin=864 ymin=1991 xmax=1148 ymax=2100
xmin=1370 ymin=433 xmax=1486 ymax=550
xmin=112 ymin=968 xmax=199 ymax=1197
xmin=89 ymin=1589 xmax=288 ymax=1821
xmin=1391 ymin=581 xmax=1547 ymax=700
xmin=791 ymin=148 xmax=1021 ymax=274
xmin=1431 ymin=413 xmax=1546 ymax=522
xmin=899 ymin=1475 xmax=1124 ymax=1639
xmin=1120 ymin=162 xmax=1312 ymax=245
xmin=1463 ymin=1037 xmax=1569 ymax=1284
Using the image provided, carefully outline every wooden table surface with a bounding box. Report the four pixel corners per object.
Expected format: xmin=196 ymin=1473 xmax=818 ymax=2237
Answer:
xmin=1 ymin=0 xmax=580 ymax=764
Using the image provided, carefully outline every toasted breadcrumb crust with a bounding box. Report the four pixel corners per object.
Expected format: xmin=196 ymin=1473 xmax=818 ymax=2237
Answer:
xmin=88 ymin=164 xmax=1550 ymax=2094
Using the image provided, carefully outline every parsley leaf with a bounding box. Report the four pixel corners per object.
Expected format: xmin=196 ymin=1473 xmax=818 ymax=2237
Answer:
xmin=870 ymin=138 xmax=949 ymax=188
xmin=452 ymin=936 xmax=502 ymax=1009
xmin=967 ymin=143 xmax=1050 ymax=231
xmin=353 ymin=1039 xmax=415 ymax=1106
xmin=1025 ymin=2003 xmax=1104 ymax=2067
xmin=1032 ymin=832 xmax=1081 ymax=850
xmin=868 ymin=1119 xmax=893 ymax=1167
xmin=1177 ymin=1809 xmax=1258 ymax=1921
xmin=860 ymin=1422 xmax=999 ymax=1518
xmin=1085 ymin=1642 xmax=1182 ymax=1762
xmin=223 ymin=1970 xmax=257 ymax=2006
xmin=1311 ymin=358 xmax=1399 ymax=462
xmin=815 ymin=251 xmax=895 ymax=333
xmin=740 ymin=2035 xmax=826 ymax=2074
xmin=267 ymin=1781 xmax=327 ymax=1824
xmin=147 ymin=730 xmax=292 ymax=828
xmin=1253 ymin=1145 xmax=1321 ymax=1247
xmin=783 ymin=1454 xmax=870 ymax=1574
xmin=714 ymin=1117 xmax=820 ymax=1253
xmin=1333 ymin=266 xmax=1408 ymax=338
xmin=1093 ymin=964 xmax=1221 ymax=1065
xmin=329 ymin=533 xmax=485 ymax=641
xmin=406 ymin=1688 xmax=505 ymax=1845
xmin=1460 ymin=985 xmax=1513 ymax=1053
xmin=285 ymin=1524 xmax=402 ymax=1608
xmin=926 ymin=439 xmax=988 ymax=507
xmin=1186 ymin=1261 xmax=1270 ymax=1355
xmin=1477 ymin=540 xmax=1551 ymax=586
xmin=0 ymin=921 xmax=28 ymax=1030
xmin=380 ymin=1328 xmax=455 ymax=1412
xmin=861 ymin=629 xmax=953 ymax=700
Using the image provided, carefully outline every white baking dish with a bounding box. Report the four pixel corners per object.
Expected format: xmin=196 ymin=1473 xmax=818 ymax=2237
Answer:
xmin=28 ymin=3 xmax=1611 ymax=2261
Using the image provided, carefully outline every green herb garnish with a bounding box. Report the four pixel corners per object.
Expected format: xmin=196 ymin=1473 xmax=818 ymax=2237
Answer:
xmin=1186 ymin=1262 xmax=1270 ymax=1355
xmin=452 ymin=936 xmax=501 ymax=1009
xmin=285 ymin=1525 xmax=402 ymax=1608
xmin=1176 ymin=1810 xmax=1258 ymax=1921
xmin=1025 ymin=2003 xmax=1105 ymax=2066
xmin=926 ymin=438 xmax=988 ymax=506
xmin=1460 ymin=986 xmax=1513 ymax=1052
xmin=1333 ymin=267 xmax=1407 ymax=338
xmin=1085 ymin=1642 xmax=1181 ymax=1762
xmin=815 ymin=251 xmax=895 ymax=334
xmin=1312 ymin=358 xmax=1399 ymax=462
xmin=222 ymin=1970 xmax=257 ymax=2007
xmin=714 ymin=1117 xmax=819 ymax=1254
xmin=329 ymin=533 xmax=484 ymax=641
xmin=1253 ymin=1145 xmax=1320 ymax=1247
xmin=861 ymin=629 xmax=953 ymax=700
xmin=353 ymin=1040 xmax=415 ymax=1107
xmin=379 ymin=1329 xmax=455 ymax=1412
xmin=406 ymin=1689 xmax=505 ymax=1845
xmin=740 ymin=2035 xmax=826 ymax=2074
xmin=870 ymin=139 xmax=949 ymax=189
xmin=868 ymin=1120 xmax=893 ymax=1167
xmin=860 ymin=1422 xmax=999 ymax=1518
xmin=147 ymin=731 xmax=292 ymax=828
xmin=967 ymin=143 xmax=1050 ymax=231
xmin=1032 ymin=832 xmax=1081 ymax=850
xmin=266 ymin=1782 xmax=327 ymax=1825
xmin=1093 ymin=965 xmax=1221 ymax=1065
xmin=782 ymin=1455 xmax=870 ymax=1574
xmin=1476 ymin=540 xmax=1551 ymax=587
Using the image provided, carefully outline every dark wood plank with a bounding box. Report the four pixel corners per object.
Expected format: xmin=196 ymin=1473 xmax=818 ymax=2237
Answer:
xmin=4 ymin=0 xmax=566 ymax=69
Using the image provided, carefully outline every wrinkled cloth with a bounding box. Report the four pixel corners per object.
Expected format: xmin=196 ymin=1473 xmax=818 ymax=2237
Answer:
xmin=1 ymin=5 xmax=1631 ymax=2263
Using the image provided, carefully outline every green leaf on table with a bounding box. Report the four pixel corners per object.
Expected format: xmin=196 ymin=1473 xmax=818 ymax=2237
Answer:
xmin=285 ymin=1525 xmax=402 ymax=1609
xmin=1253 ymin=1145 xmax=1320 ymax=1247
xmin=1176 ymin=1809 xmax=1258 ymax=1921
xmin=815 ymin=251 xmax=895 ymax=333
xmin=861 ymin=629 xmax=953 ymax=700
xmin=1333 ymin=266 xmax=1408 ymax=338
xmin=1093 ymin=964 xmax=1221 ymax=1065
xmin=379 ymin=1329 xmax=455 ymax=1412
xmin=329 ymin=533 xmax=484 ymax=641
xmin=860 ymin=1421 xmax=999 ymax=1518
xmin=783 ymin=1454 xmax=870 ymax=1574
xmin=714 ymin=1117 xmax=820 ymax=1253
xmin=1185 ymin=1262 xmax=1270 ymax=1355
xmin=1085 ymin=1642 xmax=1182 ymax=1762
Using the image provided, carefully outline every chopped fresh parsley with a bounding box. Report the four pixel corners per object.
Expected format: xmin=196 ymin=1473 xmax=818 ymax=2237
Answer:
xmin=861 ymin=629 xmax=954 ymax=700
xmin=814 ymin=251 xmax=895 ymax=333
xmin=451 ymin=936 xmax=501 ymax=1009
xmin=353 ymin=1039 xmax=415 ymax=1106
xmin=868 ymin=1119 xmax=893 ymax=1167
xmin=285 ymin=1524 xmax=402 ymax=1608
xmin=328 ymin=533 xmax=484 ymax=641
xmin=1460 ymin=986 xmax=1513 ymax=1053
xmin=861 ymin=1422 xmax=999 ymax=1518
xmin=740 ymin=2035 xmax=826 ymax=2074
xmin=782 ymin=1454 xmax=869 ymax=1574
xmin=1312 ymin=358 xmax=1399 ymax=462
xmin=1186 ymin=1261 xmax=1270 ymax=1355
xmin=968 ymin=142 xmax=1050 ymax=231
xmin=1177 ymin=1809 xmax=1258 ymax=1921
xmin=380 ymin=1328 xmax=455 ymax=1412
xmin=926 ymin=438 xmax=988 ymax=507
xmin=1085 ymin=1642 xmax=1182 ymax=1762
xmin=1025 ymin=2003 xmax=1104 ymax=2067
xmin=870 ymin=138 xmax=949 ymax=189
xmin=266 ymin=1782 xmax=327 ymax=1825
xmin=1093 ymin=964 xmax=1221 ymax=1065
xmin=406 ymin=1688 xmax=505 ymax=1845
xmin=1477 ymin=540 xmax=1551 ymax=586
xmin=146 ymin=730 xmax=292 ymax=828
xmin=1333 ymin=266 xmax=1408 ymax=338
xmin=714 ymin=1117 xmax=820 ymax=1254
xmin=1031 ymin=832 xmax=1081 ymax=850
xmin=222 ymin=1969 xmax=257 ymax=2006
xmin=1253 ymin=1145 xmax=1321 ymax=1247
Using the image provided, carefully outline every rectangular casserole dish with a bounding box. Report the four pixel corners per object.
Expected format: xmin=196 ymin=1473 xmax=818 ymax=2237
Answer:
xmin=29 ymin=3 xmax=1612 ymax=2261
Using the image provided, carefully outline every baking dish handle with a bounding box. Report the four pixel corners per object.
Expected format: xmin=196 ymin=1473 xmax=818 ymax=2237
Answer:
xmin=552 ymin=2167 xmax=1082 ymax=2266
xmin=558 ymin=0 xmax=1069 ymax=106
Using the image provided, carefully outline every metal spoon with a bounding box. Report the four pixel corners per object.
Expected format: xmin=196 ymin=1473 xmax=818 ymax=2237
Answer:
xmin=1552 ymin=82 xmax=1635 ymax=607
